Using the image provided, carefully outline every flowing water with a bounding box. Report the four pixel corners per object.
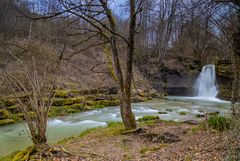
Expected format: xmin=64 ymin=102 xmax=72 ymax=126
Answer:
xmin=194 ymin=64 xmax=219 ymax=98
xmin=0 ymin=98 xmax=230 ymax=157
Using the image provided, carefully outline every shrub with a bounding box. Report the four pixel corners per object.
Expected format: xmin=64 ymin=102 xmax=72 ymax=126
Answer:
xmin=208 ymin=115 xmax=231 ymax=131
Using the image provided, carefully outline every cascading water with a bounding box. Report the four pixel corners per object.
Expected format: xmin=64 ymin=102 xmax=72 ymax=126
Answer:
xmin=194 ymin=64 xmax=219 ymax=98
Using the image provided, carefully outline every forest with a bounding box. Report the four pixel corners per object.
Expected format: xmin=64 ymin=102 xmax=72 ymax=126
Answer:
xmin=0 ymin=0 xmax=239 ymax=160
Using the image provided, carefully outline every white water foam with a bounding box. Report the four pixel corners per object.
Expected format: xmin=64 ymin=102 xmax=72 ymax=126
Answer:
xmin=194 ymin=64 xmax=219 ymax=97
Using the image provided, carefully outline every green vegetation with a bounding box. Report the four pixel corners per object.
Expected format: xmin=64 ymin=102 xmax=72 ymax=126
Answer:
xmin=0 ymin=90 xmax=151 ymax=126
xmin=138 ymin=115 xmax=160 ymax=122
xmin=0 ymin=119 xmax=15 ymax=125
xmin=54 ymin=90 xmax=70 ymax=98
xmin=0 ymin=151 xmax=19 ymax=161
xmin=0 ymin=109 xmax=10 ymax=119
xmin=12 ymin=146 xmax=35 ymax=161
xmin=179 ymin=111 xmax=188 ymax=115
xmin=52 ymin=97 xmax=85 ymax=106
xmin=208 ymin=115 xmax=231 ymax=131
xmin=158 ymin=111 xmax=168 ymax=114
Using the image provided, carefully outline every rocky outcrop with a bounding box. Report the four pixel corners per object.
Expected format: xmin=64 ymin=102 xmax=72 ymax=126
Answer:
xmin=137 ymin=54 xmax=200 ymax=96
xmin=137 ymin=52 xmax=234 ymax=99
xmin=215 ymin=59 xmax=233 ymax=99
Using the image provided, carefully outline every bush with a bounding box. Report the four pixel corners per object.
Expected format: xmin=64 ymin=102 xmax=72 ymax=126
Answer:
xmin=208 ymin=115 xmax=231 ymax=131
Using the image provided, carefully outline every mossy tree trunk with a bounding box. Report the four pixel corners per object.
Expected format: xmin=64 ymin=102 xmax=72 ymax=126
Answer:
xmin=100 ymin=0 xmax=137 ymax=130
xmin=119 ymin=89 xmax=136 ymax=130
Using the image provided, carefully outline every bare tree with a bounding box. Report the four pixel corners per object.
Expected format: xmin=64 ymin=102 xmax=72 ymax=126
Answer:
xmin=0 ymin=49 xmax=59 ymax=146
xmin=19 ymin=0 xmax=141 ymax=129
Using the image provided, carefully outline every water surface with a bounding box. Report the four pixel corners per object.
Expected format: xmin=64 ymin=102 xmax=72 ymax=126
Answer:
xmin=0 ymin=97 xmax=230 ymax=156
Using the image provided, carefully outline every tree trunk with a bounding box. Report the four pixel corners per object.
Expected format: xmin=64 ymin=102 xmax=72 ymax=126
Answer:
xmin=32 ymin=133 xmax=47 ymax=145
xmin=232 ymin=6 xmax=240 ymax=104
xmin=119 ymin=89 xmax=136 ymax=130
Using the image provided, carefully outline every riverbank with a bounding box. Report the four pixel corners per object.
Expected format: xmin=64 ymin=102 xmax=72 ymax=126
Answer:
xmin=1 ymin=119 xmax=227 ymax=161
xmin=0 ymin=88 xmax=161 ymax=126
xmin=60 ymin=121 xmax=226 ymax=161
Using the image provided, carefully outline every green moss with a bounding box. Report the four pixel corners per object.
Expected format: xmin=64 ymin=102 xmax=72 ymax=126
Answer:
xmin=70 ymin=103 xmax=85 ymax=111
xmin=8 ymin=105 xmax=20 ymax=113
xmin=138 ymin=115 xmax=159 ymax=122
xmin=2 ymin=99 xmax=17 ymax=107
xmin=11 ymin=114 xmax=23 ymax=122
xmin=179 ymin=111 xmax=188 ymax=115
xmin=107 ymin=121 xmax=122 ymax=128
xmin=16 ymin=113 xmax=24 ymax=119
xmin=63 ymin=106 xmax=77 ymax=114
xmin=100 ymin=100 xmax=119 ymax=106
xmin=0 ymin=119 xmax=15 ymax=126
xmin=158 ymin=111 xmax=168 ymax=114
xmin=104 ymin=45 xmax=118 ymax=81
xmin=54 ymin=90 xmax=69 ymax=98
xmin=78 ymin=127 xmax=101 ymax=138
xmin=190 ymin=127 xmax=201 ymax=133
xmin=0 ymin=151 xmax=19 ymax=161
xmin=0 ymin=100 xmax=4 ymax=108
xmin=0 ymin=109 xmax=10 ymax=119
xmin=12 ymin=146 xmax=35 ymax=161
xmin=52 ymin=97 xmax=85 ymax=106
xmin=77 ymin=121 xmax=125 ymax=138
xmin=49 ymin=106 xmax=66 ymax=117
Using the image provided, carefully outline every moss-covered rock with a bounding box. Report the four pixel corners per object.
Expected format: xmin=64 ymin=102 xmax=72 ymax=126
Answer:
xmin=179 ymin=111 xmax=188 ymax=115
xmin=52 ymin=97 xmax=85 ymax=106
xmin=138 ymin=115 xmax=159 ymax=122
xmin=63 ymin=106 xmax=77 ymax=114
xmin=100 ymin=100 xmax=119 ymax=106
xmin=0 ymin=109 xmax=10 ymax=119
xmin=158 ymin=111 xmax=168 ymax=114
xmin=2 ymin=99 xmax=17 ymax=107
xmin=215 ymin=59 xmax=233 ymax=78
xmin=69 ymin=103 xmax=85 ymax=111
xmin=49 ymin=106 xmax=67 ymax=117
xmin=54 ymin=90 xmax=70 ymax=98
xmin=16 ymin=113 xmax=24 ymax=119
xmin=0 ymin=119 xmax=15 ymax=126
xmin=8 ymin=105 xmax=20 ymax=113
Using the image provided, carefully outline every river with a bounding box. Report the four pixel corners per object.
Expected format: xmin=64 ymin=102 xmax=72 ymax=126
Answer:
xmin=0 ymin=97 xmax=230 ymax=157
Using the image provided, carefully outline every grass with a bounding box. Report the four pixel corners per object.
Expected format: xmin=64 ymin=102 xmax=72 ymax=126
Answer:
xmin=208 ymin=115 xmax=231 ymax=131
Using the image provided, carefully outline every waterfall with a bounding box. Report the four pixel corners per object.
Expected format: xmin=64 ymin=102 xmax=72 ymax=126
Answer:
xmin=194 ymin=64 xmax=219 ymax=98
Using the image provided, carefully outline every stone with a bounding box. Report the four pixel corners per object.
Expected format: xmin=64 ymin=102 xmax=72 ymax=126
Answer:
xmin=158 ymin=111 xmax=168 ymax=114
